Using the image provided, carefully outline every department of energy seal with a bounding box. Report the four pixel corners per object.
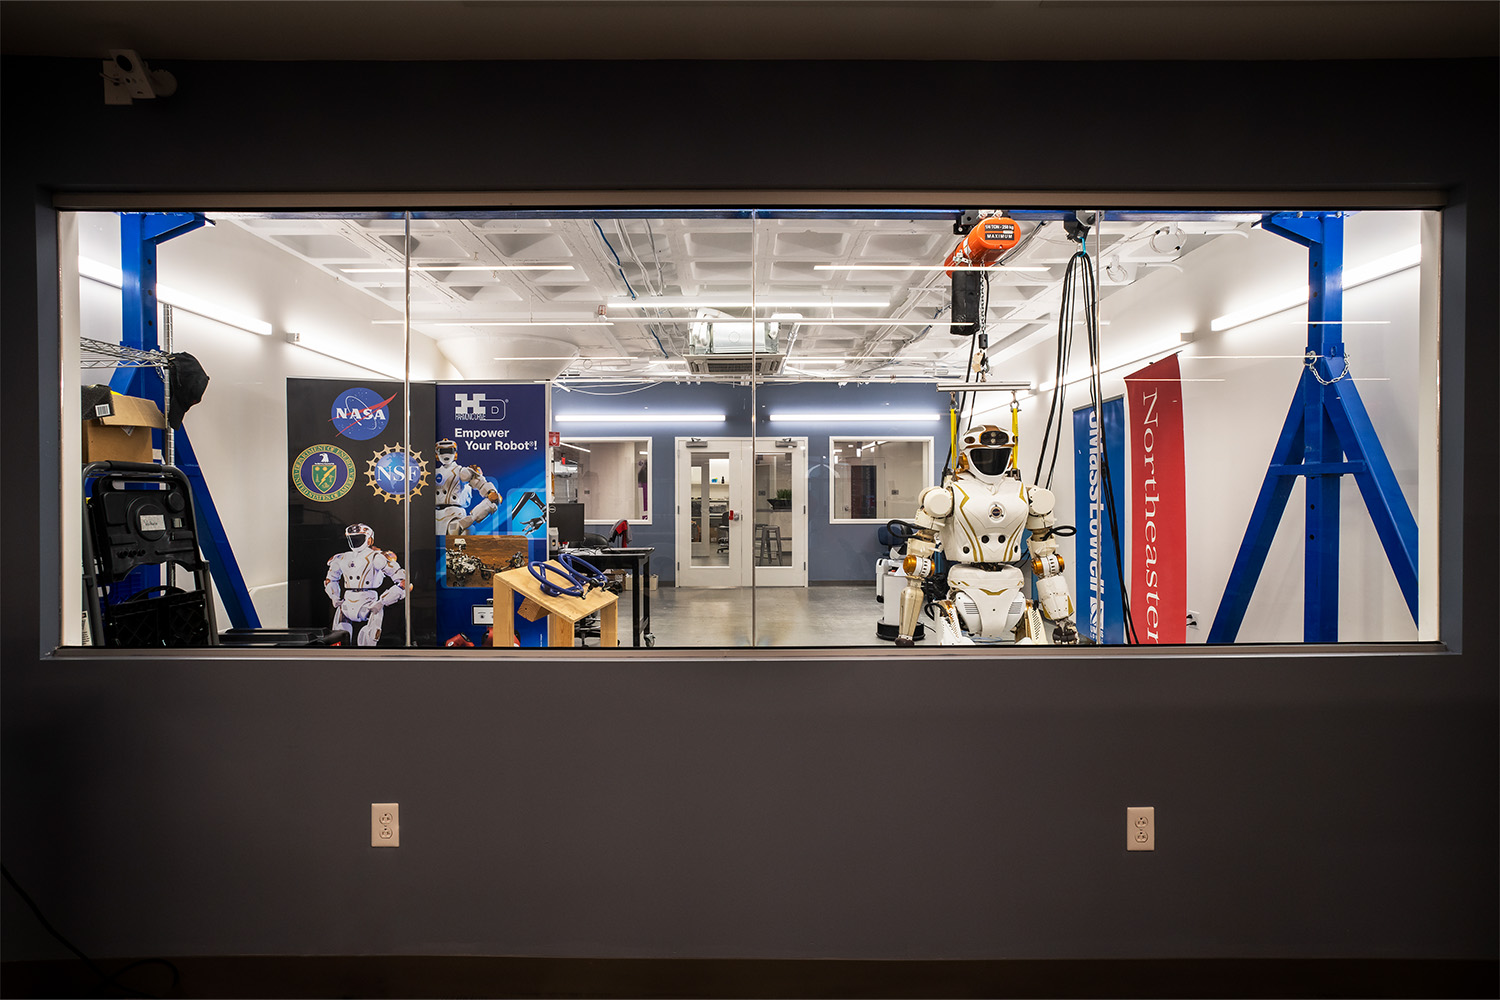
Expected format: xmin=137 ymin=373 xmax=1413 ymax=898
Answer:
xmin=367 ymin=444 xmax=430 ymax=503
xmin=293 ymin=444 xmax=357 ymax=502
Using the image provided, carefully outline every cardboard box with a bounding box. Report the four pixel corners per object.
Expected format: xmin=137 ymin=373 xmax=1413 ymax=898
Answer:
xmin=81 ymin=387 xmax=166 ymax=464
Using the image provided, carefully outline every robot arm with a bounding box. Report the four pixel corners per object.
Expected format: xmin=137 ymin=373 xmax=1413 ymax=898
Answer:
xmin=377 ymin=551 xmax=410 ymax=607
xmin=465 ymin=464 xmax=500 ymax=502
xmin=324 ymin=556 xmax=342 ymax=604
xmin=894 ymin=486 xmax=953 ymax=646
xmin=1024 ymin=486 xmax=1078 ymax=641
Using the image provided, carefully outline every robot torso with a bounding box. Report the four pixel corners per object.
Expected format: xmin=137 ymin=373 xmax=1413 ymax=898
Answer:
xmin=936 ymin=473 xmax=1031 ymax=564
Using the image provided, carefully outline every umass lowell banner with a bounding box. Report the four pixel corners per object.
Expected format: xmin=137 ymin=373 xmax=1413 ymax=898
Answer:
xmin=1072 ymin=398 xmax=1126 ymax=644
xmin=1124 ymin=355 xmax=1187 ymax=644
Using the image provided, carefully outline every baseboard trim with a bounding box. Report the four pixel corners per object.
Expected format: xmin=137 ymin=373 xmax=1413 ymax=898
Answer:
xmin=3 ymin=956 xmax=1496 ymax=999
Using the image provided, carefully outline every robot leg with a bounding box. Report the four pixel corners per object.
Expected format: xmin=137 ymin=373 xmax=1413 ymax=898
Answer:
xmin=458 ymin=496 xmax=497 ymax=532
xmin=331 ymin=615 xmax=355 ymax=644
xmin=933 ymin=601 xmax=976 ymax=645
xmin=437 ymin=506 xmax=464 ymax=536
xmin=357 ymin=605 xmax=386 ymax=647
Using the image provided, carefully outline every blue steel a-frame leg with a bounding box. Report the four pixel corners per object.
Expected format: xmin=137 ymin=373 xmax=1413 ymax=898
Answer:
xmin=1209 ymin=212 xmax=1418 ymax=643
xmin=107 ymin=213 xmax=262 ymax=628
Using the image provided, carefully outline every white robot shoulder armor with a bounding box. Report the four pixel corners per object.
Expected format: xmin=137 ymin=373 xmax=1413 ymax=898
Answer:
xmin=1025 ymin=485 xmax=1056 ymax=517
xmin=918 ymin=485 xmax=954 ymax=518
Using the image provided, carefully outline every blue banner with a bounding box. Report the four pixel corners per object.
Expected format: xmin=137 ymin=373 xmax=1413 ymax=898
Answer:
xmin=1073 ymin=398 xmax=1126 ymax=644
xmin=435 ymin=383 xmax=549 ymax=647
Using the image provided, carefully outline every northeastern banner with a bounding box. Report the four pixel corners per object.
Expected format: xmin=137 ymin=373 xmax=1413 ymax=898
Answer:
xmin=1124 ymin=355 xmax=1187 ymax=644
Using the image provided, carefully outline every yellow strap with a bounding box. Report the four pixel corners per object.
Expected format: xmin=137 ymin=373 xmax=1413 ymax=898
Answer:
xmin=1009 ymin=398 xmax=1021 ymax=469
xmin=950 ymin=405 xmax=959 ymax=461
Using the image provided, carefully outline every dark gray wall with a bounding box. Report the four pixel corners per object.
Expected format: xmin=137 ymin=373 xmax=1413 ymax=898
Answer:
xmin=2 ymin=58 xmax=1495 ymax=963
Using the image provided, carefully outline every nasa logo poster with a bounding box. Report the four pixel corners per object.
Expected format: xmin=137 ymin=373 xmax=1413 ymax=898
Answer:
xmin=435 ymin=383 xmax=548 ymax=646
xmin=287 ymin=378 xmax=436 ymax=647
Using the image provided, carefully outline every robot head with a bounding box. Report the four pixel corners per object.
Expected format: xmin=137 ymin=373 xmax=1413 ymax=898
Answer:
xmin=345 ymin=523 xmax=374 ymax=550
xmin=436 ymin=438 xmax=458 ymax=466
xmin=452 ymin=537 xmax=467 ymax=552
xmin=955 ymin=425 xmax=1013 ymax=483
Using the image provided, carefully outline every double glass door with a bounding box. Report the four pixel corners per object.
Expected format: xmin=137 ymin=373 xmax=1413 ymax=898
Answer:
xmin=675 ymin=437 xmax=807 ymax=588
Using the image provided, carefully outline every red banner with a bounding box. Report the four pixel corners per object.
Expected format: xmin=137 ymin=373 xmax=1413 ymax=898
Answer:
xmin=1124 ymin=355 xmax=1187 ymax=643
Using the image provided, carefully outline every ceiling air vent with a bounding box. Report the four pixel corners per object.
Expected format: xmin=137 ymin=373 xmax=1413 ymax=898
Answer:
xmin=684 ymin=352 xmax=786 ymax=376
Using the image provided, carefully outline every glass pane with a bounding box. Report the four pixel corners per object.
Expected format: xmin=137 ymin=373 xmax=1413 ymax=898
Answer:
xmin=689 ymin=451 xmax=732 ymax=568
xmin=754 ymin=451 xmax=793 ymax=568
xmin=65 ymin=210 xmax=422 ymax=648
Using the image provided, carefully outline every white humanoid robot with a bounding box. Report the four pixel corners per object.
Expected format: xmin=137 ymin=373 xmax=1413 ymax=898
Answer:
xmin=895 ymin=425 xmax=1078 ymax=646
xmin=325 ymin=523 xmax=409 ymax=646
xmin=434 ymin=438 xmax=500 ymax=535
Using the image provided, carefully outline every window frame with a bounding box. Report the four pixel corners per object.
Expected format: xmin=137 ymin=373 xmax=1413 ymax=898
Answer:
xmin=827 ymin=435 xmax=935 ymax=525
xmin=557 ymin=435 xmax=655 ymax=526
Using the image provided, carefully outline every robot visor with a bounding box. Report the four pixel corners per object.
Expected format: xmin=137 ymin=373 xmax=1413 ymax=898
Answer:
xmin=347 ymin=533 xmax=368 ymax=550
xmin=970 ymin=446 xmax=1011 ymax=476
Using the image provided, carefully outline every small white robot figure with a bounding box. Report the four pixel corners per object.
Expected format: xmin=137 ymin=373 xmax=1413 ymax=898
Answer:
xmin=325 ymin=523 xmax=409 ymax=646
xmin=434 ymin=438 xmax=500 ymax=535
xmin=895 ymin=425 xmax=1078 ymax=646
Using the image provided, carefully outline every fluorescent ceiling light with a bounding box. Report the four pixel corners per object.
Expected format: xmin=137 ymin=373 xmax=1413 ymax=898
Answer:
xmin=555 ymin=413 xmax=725 ymax=423
xmin=935 ymin=380 xmax=1034 ymax=392
xmin=495 ymin=355 xmax=628 ymax=362
xmin=608 ymin=296 xmax=889 ymax=309
xmin=340 ymin=264 xmax=574 ymax=273
xmin=79 ymin=256 xmax=273 ymax=336
xmin=374 ymin=319 xmax=612 ymax=327
xmin=556 ymin=442 xmax=592 ymax=454
xmin=1211 ymin=245 xmax=1421 ymax=332
xmin=813 ymin=264 xmax=1051 ymax=272
xmin=768 ymin=412 xmax=941 ymax=423
xmin=1023 ymin=336 xmax=1194 ymax=398
xmin=285 ymin=332 xmax=400 ymax=379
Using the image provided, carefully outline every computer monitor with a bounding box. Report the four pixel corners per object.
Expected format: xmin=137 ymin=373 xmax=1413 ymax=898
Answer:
xmin=549 ymin=502 xmax=586 ymax=546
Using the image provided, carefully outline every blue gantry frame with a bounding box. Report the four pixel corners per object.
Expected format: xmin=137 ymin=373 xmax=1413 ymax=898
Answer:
xmin=108 ymin=213 xmax=262 ymax=628
xmin=1209 ymin=212 xmax=1418 ymax=643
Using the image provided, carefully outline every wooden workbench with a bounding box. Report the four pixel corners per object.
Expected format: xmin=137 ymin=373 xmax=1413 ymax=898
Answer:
xmin=491 ymin=561 xmax=619 ymax=648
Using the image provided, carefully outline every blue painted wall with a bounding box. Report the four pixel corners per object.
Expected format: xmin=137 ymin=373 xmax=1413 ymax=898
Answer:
xmin=552 ymin=381 xmax=944 ymax=583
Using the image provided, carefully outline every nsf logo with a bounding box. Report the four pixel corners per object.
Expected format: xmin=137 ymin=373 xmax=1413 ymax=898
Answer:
xmin=454 ymin=393 xmax=507 ymax=422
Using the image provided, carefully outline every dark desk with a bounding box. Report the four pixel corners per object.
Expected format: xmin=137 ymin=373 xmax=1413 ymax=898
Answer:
xmin=559 ymin=546 xmax=655 ymax=647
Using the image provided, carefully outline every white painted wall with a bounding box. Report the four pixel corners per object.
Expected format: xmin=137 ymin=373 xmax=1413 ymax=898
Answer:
xmin=975 ymin=211 xmax=1434 ymax=643
xmin=69 ymin=212 xmax=459 ymax=634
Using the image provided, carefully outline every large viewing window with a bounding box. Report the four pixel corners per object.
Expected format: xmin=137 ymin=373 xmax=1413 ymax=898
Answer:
xmin=60 ymin=205 xmax=1441 ymax=651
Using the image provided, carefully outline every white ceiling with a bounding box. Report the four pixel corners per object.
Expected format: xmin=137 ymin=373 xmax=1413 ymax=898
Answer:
xmin=2 ymin=0 xmax=1494 ymax=62
xmin=220 ymin=209 xmax=1249 ymax=383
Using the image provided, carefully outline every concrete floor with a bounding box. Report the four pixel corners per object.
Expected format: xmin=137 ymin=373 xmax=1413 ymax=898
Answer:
xmin=647 ymin=584 xmax=892 ymax=647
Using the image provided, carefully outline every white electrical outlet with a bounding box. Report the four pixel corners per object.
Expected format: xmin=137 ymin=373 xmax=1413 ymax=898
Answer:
xmin=372 ymin=803 xmax=399 ymax=847
xmin=1127 ymin=806 xmax=1154 ymax=851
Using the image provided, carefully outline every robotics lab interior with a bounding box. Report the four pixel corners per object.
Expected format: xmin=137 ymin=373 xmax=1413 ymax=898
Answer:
xmin=65 ymin=206 xmax=1439 ymax=650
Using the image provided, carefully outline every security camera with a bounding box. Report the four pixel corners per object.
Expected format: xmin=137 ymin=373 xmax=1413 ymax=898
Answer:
xmin=102 ymin=49 xmax=176 ymax=105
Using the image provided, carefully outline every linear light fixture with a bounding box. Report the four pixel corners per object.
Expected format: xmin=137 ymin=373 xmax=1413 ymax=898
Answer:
xmin=767 ymin=412 xmax=942 ymax=423
xmin=285 ymin=332 xmax=402 ymax=379
xmin=1211 ymin=245 xmax=1421 ymax=332
xmin=934 ymin=380 xmax=1034 ymax=393
xmin=1020 ymin=337 xmax=1194 ymax=399
xmin=555 ymin=413 xmax=725 ymax=423
xmin=556 ymin=442 xmax=592 ymax=454
xmin=494 ymin=355 xmax=628 ymax=362
xmin=608 ymin=296 xmax=890 ymax=309
xmin=813 ymin=264 xmax=1052 ymax=272
xmin=79 ymin=257 xmax=273 ymax=336
xmin=373 ymin=319 xmax=613 ymax=327
xmin=340 ymin=264 xmax=574 ymax=273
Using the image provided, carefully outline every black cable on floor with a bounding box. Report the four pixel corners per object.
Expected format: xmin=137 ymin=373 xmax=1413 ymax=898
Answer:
xmin=1 ymin=862 xmax=180 ymax=998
